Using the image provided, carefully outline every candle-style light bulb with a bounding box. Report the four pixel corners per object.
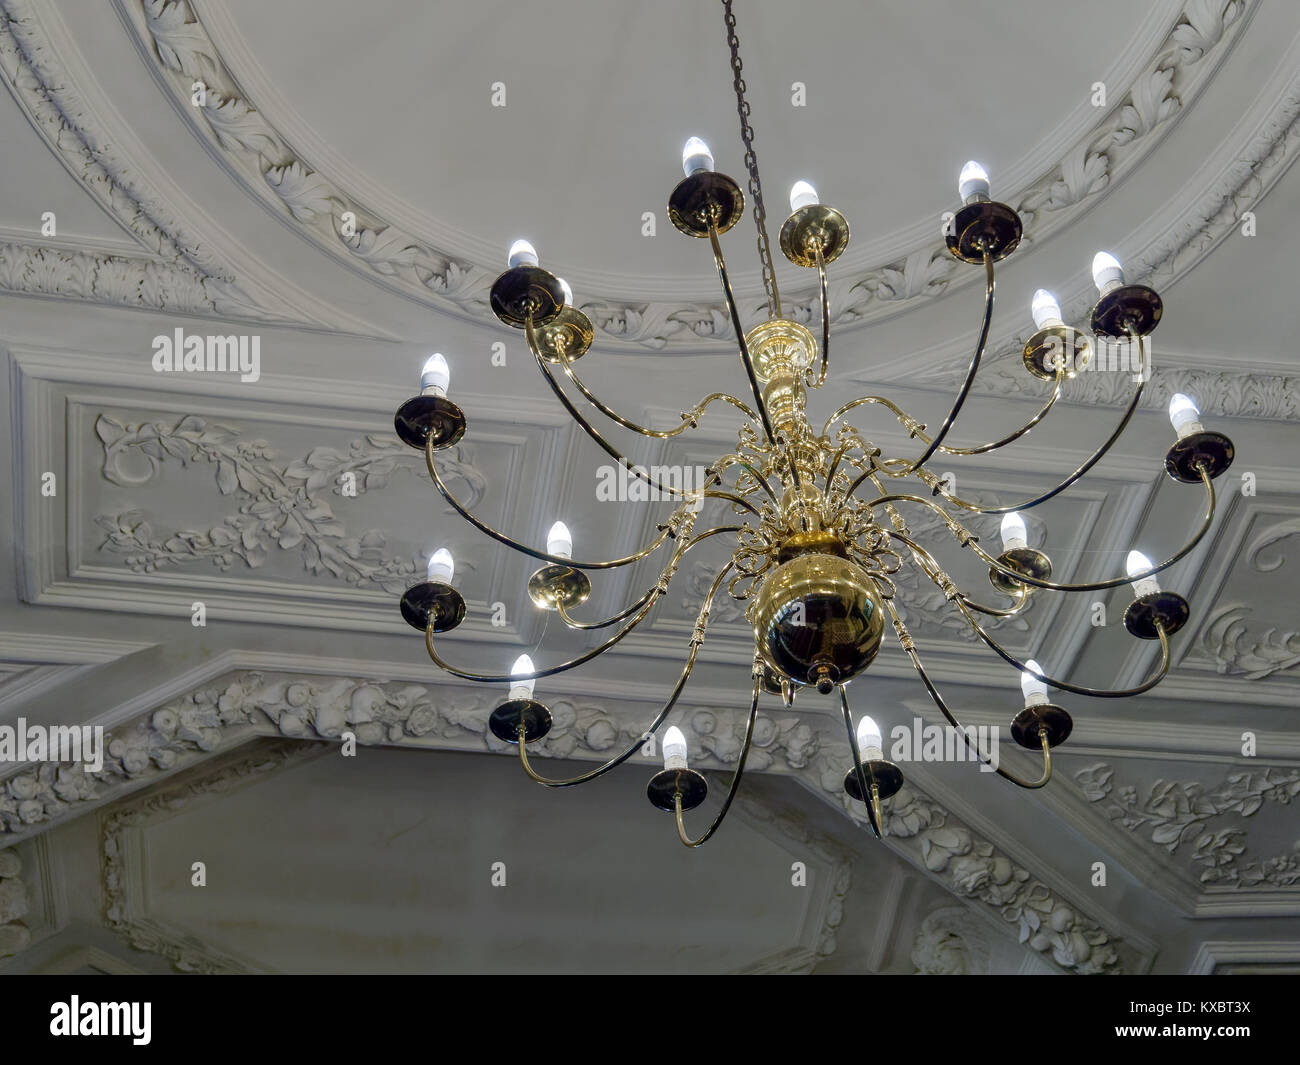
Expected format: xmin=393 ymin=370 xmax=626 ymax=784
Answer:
xmin=662 ymin=725 xmax=689 ymax=769
xmin=1168 ymin=393 xmax=1203 ymax=439
xmin=507 ymin=238 xmax=539 ymax=269
xmin=1000 ymin=511 xmax=1028 ymax=552
xmin=546 ymin=520 xmax=573 ymax=559
xmin=508 ymin=653 xmax=536 ymax=701
xmin=682 ymin=137 xmax=713 ymax=177
xmin=1126 ymin=549 xmax=1160 ymax=597
xmin=558 ymin=277 xmax=573 ymax=307
xmin=1030 ymin=289 xmax=1064 ymax=330
xmin=1091 ymin=251 xmax=1125 ymax=295
xmin=426 ymin=548 xmax=454 ymax=584
xmin=1021 ymin=659 xmax=1049 ymax=707
xmin=420 ymin=352 xmax=449 ymax=396
xmin=855 ymin=715 xmax=883 ymax=762
xmin=958 ymin=160 xmax=990 ymax=203
xmin=789 ymin=180 xmax=819 ymax=212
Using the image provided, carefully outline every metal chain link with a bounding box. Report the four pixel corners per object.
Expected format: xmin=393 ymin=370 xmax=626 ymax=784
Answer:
xmin=722 ymin=0 xmax=781 ymax=319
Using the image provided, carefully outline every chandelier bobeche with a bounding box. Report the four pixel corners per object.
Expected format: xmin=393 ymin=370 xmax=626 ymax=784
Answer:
xmin=392 ymin=3 xmax=1234 ymax=845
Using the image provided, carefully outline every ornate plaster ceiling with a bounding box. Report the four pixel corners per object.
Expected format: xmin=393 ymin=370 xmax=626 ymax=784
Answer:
xmin=1 ymin=0 xmax=1299 ymax=975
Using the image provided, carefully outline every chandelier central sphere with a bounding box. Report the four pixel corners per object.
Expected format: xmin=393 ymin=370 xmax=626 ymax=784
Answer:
xmin=391 ymin=0 xmax=1236 ymax=846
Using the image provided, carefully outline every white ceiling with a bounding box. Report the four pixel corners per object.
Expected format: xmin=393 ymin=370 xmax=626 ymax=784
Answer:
xmin=1 ymin=0 xmax=1299 ymax=974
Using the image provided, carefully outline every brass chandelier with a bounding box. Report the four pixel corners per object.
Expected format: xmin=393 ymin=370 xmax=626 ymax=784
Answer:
xmin=393 ymin=1 xmax=1235 ymax=844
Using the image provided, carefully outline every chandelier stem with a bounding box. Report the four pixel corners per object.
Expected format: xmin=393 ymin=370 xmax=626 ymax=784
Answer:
xmin=674 ymin=675 xmax=761 ymax=847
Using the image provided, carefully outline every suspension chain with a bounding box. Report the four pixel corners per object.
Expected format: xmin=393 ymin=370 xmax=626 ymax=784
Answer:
xmin=722 ymin=0 xmax=782 ymax=320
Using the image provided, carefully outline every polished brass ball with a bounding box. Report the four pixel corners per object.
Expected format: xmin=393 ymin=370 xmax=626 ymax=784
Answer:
xmin=751 ymin=554 xmax=885 ymax=694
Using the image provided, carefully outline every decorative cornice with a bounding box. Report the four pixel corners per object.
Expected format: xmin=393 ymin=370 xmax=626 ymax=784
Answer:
xmin=1 ymin=668 xmax=1135 ymax=972
xmin=0 ymin=0 xmax=371 ymax=329
xmin=125 ymin=0 xmax=1249 ymax=349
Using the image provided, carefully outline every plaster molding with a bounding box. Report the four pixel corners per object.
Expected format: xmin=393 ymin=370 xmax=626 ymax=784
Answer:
xmin=1 ymin=667 xmax=1135 ymax=972
xmin=124 ymin=0 xmax=1249 ymax=350
xmin=0 ymin=847 xmax=31 ymax=957
xmin=1073 ymin=761 xmax=1300 ymax=890
xmin=911 ymin=904 xmax=993 ymax=975
xmin=0 ymin=0 xmax=378 ymax=332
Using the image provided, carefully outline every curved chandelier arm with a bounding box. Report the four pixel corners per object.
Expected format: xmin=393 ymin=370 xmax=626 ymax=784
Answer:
xmin=839 ymin=686 xmax=883 ymax=838
xmin=822 ymin=394 xmax=919 ymax=440
xmin=517 ymin=561 xmax=736 ymax=789
xmin=886 ymin=251 xmax=995 ymax=476
xmin=953 ymin=596 xmax=1173 ymax=698
xmin=675 ymin=675 xmax=761 ymax=848
xmin=707 ymin=222 xmax=778 ymax=447
xmin=804 ymin=245 xmax=830 ymax=389
xmin=709 ymin=453 xmax=781 ymax=509
xmin=554 ymin=343 xmax=758 ymax=438
xmin=879 ymin=596 xmax=1053 ymax=789
xmin=929 ymin=363 xmax=1147 ymax=514
xmin=554 ymin=523 xmax=745 ymax=631
xmin=426 ymin=436 xmax=677 ymax=570
xmin=865 ymin=464 xmax=1214 ymax=594
xmin=526 ymin=323 xmax=697 ymax=499
xmin=913 ymin=365 xmax=1065 ymax=458
xmin=424 ymin=591 xmax=661 ymax=684
xmin=889 ymin=529 xmax=1030 ymax=618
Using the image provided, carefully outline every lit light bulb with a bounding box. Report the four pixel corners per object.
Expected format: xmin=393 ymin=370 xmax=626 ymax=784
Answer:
xmin=1168 ymin=393 xmax=1203 ymax=439
xmin=1031 ymin=289 xmax=1064 ymax=330
xmin=789 ymin=180 xmax=819 ymax=212
xmin=1021 ymin=659 xmax=1049 ymax=707
xmin=508 ymin=653 xmax=536 ymax=702
xmin=558 ymin=277 xmax=573 ymax=307
xmin=681 ymin=137 xmax=713 ymax=177
xmin=507 ymin=238 xmax=539 ymax=269
xmin=426 ymin=548 xmax=454 ymax=584
xmin=1126 ymin=549 xmax=1161 ymax=598
xmin=958 ymin=160 xmax=990 ymax=203
xmin=1091 ymin=251 xmax=1125 ymax=295
xmin=546 ymin=520 xmax=573 ymax=559
xmin=1000 ymin=511 xmax=1028 ymax=552
xmin=662 ymin=725 xmax=689 ymax=769
xmin=855 ymin=715 xmax=883 ymax=762
xmin=420 ymin=352 xmax=449 ymax=396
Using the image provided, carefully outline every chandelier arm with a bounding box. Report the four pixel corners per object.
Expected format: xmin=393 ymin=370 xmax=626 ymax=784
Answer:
xmin=889 ymin=529 xmax=1031 ymax=617
xmin=954 ymin=595 xmax=1172 ymax=698
xmin=822 ymin=396 xmax=922 ymax=440
xmin=554 ymin=523 xmax=746 ymax=630
xmin=710 ymin=453 xmax=781 ymax=509
xmin=425 ymin=436 xmax=677 ymax=570
xmin=839 ymin=685 xmax=883 ymax=838
xmin=886 ymin=250 xmax=996 ymax=477
xmin=865 ymin=464 xmax=1215 ymax=593
xmin=424 ymin=591 xmax=663 ymax=684
xmin=707 ymin=222 xmax=778 ymax=448
xmin=879 ymin=595 xmax=1053 ymax=789
xmin=553 ymin=342 xmax=758 ymax=437
xmin=804 ymin=245 xmax=830 ymax=389
xmin=517 ymin=560 xmax=736 ymax=789
xmin=926 ymin=365 xmax=1147 ymax=514
xmin=527 ymin=322 xmax=698 ymax=499
xmin=674 ymin=675 xmax=761 ymax=848
xmin=924 ymin=364 xmax=1065 ymax=457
